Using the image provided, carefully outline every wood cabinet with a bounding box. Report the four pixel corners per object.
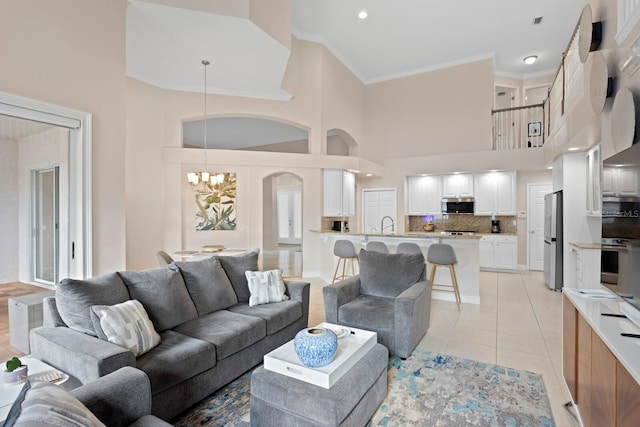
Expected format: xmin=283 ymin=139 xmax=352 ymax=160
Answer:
xmin=617 ymin=361 xmax=640 ymax=427
xmin=407 ymin=175 xmax=442 ymax=215
xmin=563 ymin=291 xmax=640 ymax=427
xmin=479 ymin=235 xmax=517 ymax=270
xmin=586 ymin=145 xmax=602 ymax=216
xmin=442 ymin=173 xmax=473 ymax=198
xmin=473 ymin=171 xmax=516 ymax=216
xmin=323 ymin=169 xmax=355 ymax=216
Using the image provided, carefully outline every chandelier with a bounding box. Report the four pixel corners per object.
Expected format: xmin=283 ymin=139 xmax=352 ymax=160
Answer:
xmin=187 ymin=60 xmax=224 ymax=194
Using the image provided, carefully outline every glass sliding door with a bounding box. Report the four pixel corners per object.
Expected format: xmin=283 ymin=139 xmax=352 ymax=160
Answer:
xmin=32 ymin=167 xmax=59 ymax=285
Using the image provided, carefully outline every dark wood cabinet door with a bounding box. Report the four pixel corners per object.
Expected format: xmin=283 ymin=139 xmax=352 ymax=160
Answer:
xmin=617 ymin=361 xmax=640 ymax=427
xmin=591 ymin=331 xmax=616 ymax=427
xmin=577 ymin=315 xmax=592 ymax=426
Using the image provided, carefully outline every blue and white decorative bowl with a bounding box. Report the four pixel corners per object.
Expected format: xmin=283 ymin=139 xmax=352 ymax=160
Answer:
xmin=293 ymin=327 xmax=338 ymax=367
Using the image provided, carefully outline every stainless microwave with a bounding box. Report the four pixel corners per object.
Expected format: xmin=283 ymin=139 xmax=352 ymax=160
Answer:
xmin=441 ymin=198 xmax=475 ymax=214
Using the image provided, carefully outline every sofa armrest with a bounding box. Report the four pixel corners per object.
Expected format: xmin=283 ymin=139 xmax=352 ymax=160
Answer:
xmin=394 ymin=280 xmax=432 ymax=358
xmin=323 ymin=275 xmax=361 ymax=323
xmin=42 ymin=296 xmax=66 ymax=327
xmin=30 ymin=326 xmax=135 ymax=383
xmin=72 ymin=367 xmax=171 ymax=427
xmin=284 ymin=280 xmax=310 ymax=325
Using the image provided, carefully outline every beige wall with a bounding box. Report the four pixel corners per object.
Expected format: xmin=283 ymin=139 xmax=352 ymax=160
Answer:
xmin=363 ymin=59 xmax=494 ymax=163
xmin=0 ymin=0 xmax=127 ymax=275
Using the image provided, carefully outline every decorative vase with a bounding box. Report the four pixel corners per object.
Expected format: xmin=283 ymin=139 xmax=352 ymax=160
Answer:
xmin=294 ymin=327 xmax=338 ymax=367
xmin=2 ymin=365 xmax=28 ymax=385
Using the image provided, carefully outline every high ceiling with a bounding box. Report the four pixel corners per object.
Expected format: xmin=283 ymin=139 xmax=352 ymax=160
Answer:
xmin=292 ymin=0 xmax=585 ymax=83
xmin=126 ymin=0 xmax=585 ymax=99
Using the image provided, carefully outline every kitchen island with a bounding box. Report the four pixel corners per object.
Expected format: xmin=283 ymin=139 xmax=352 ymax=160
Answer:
xmin=309 ymin=230 xmax=481 ymax=304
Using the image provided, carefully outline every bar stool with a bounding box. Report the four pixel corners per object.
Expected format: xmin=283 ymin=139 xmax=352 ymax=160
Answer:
xmin=396 ymin=242 xmax=422 ymax=254
xmin=427 ymin=243 xmax=461 ymax=310
xmin=366 ymin=241 xmax=389 ymax=253
xmin=332 ymin=240 xmax=359 ymax=283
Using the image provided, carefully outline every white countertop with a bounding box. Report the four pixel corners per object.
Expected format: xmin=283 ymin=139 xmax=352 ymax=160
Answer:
xmin=564 ymin=288 xmax=640 ymax=385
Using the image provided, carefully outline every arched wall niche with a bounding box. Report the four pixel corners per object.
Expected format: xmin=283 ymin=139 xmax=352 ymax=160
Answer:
xmin=326 ymin=128 xmax=358 ymax=156
xmin=182 ymin=114 xmax=311 ymax=154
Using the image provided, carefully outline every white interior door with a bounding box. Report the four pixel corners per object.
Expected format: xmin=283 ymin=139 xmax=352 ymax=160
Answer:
xmin=362 ymin=189 xmax=397 ymax=234
xmin=277 ymin=189 xmax=302 ymax=245
xmin=528 ymin=183 xmax=552 ymax=270
xmin=32 ymin=166 xmax=59 ymax=285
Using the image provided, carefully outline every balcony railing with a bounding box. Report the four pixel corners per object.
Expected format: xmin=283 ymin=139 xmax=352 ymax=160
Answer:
xmin=491 ymin=104 xmax=545 ymax=150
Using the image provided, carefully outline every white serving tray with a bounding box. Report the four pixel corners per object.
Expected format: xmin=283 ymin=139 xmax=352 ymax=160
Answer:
xmin=263 ymin=322 xmax=376 ymax=389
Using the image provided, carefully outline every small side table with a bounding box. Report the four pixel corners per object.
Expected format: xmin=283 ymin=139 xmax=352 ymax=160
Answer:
xmin=8 ymin=291 xmax=55 ymax=354
xmin=0 ymin=356 xmax=70 ymax=422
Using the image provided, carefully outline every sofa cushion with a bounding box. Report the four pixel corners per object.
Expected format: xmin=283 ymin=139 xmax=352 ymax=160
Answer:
xmin=227 ymin=300 xmax=302 ymax=335
xmin=5 ymin=380 xmax=106 ymax=427
xmin=358 ymin=250 xmax=425 ymax=298
xmin=56 ymin=272 xmax=130 ymax=337
xmin=118 ymin=266 xmax=198 ymax=332
xmin=174 ymin=257 xmax=238 ymax=315
xmin=91 ymin=300 xmax=161 ymax=357
xmin=173 ymin=310 xmax=266 ymax=360
xmin=215 ymin=249 xmax=260 ymax=302
xmin=246 ymin=269 xmax=289 ymax=307
xmin=136 ymin=330 xmax=216 ymax=394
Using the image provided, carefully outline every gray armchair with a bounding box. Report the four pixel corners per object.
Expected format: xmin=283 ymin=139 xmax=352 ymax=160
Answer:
xmin=323 ymin=250 xmax=432 ymax=358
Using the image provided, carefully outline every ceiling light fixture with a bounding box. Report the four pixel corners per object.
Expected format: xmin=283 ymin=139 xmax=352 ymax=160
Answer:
xmin=523 ymin=55 xmax=538 ymax=65
xmin=568 ymin=147 xmax=580 ymax=151
xmin=358 ymin=9 xmax=368 ymax=20
xmin=187 ymin=60 xmax=224 ymax=193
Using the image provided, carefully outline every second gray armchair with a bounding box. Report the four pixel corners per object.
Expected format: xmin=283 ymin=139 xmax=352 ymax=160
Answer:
xmin=323 ymin=249 xmax=432 ymax=358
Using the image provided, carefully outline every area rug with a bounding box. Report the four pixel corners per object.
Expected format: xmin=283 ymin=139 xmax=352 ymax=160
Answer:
xmin=173 ymin=349 xmax=555 ymax=427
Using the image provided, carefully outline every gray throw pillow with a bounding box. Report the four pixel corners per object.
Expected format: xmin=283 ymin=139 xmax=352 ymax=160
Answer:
xmin=359 ymin=249 xmax=425 ymax=298
xmin=215 ymin=249 xmax=260 ymax=302
xmin=56 ymin=273 xmax=130 ymax=337
xmin=174 ymin=257 xmax=238 ymax=315
xmin=4 ymin=380 xmax=105 ymax=427
xmin=118 ymin=265 xmax=198 ymax=331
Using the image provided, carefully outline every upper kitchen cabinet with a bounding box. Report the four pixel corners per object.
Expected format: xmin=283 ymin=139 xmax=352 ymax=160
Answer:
xmin=474 ymin=171 xmax=516 ymax=216
xmin=442 ymin=173 xmax=474 ymax=198
xmin=324 ymin=169 xmax=355 ymax=216
xmin=602 ymin=166 xmax=640 ymax=197
xmin=586 ymin=145 xmax=602 ymax=216
xmin=407 ymin=175 xmax=442 ymax=215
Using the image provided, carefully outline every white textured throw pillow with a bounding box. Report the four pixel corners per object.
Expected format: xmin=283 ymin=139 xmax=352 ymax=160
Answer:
xmin=246 ymin=270 xmax=289 ymax=307
xmin=91 ymin=300 xmax=161 ymax=356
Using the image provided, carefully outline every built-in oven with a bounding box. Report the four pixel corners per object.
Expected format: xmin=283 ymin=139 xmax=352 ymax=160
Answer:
xmin=601 ymin=240 xmax=623 ymax=285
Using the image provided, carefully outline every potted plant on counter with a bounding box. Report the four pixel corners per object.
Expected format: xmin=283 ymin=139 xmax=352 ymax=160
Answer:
xmin=3 ymin=357 xmax=28 ymax=385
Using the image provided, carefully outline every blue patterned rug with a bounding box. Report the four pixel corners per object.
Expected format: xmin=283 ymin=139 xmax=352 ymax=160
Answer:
xmin=173 ymin=349 xmax=555 ymax=426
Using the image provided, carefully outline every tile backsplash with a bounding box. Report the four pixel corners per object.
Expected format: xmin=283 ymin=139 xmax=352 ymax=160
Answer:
xmin=407 ymin=215 xmax=517 ymax=234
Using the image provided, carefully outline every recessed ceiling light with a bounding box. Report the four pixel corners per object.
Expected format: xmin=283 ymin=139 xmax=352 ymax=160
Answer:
xmin=366 ymin=173 xmax=372 ymax=177
xmin=523 ymin=55 xmax=538 ymax=65
xmin=568 ymin=147 xmax=579 ymax=151
xmin=358 ymin=9 xmax=368 ymax=20
xmin=547 ymin=166 xmax=553 ymax=169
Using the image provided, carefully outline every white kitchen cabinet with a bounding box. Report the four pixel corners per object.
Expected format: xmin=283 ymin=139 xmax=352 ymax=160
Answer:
xmin=570 ymin=244 xmax=601 ymax=289
xmin=442 ymin=174 xmax=473 ymax=198
xmin=602 ymin=166 xmax=640 ymax=197
xmin=586 ymin=145 xmax=602 ymax=216
xmin=473 ymin=171 xmax=516 ymax=216
xmin=323 ymin=169 xmax=355 ymax=216
xmin=407 ymin=175 xmax=442 ymax=215
xmin=479 ymin=235 xmax=517 ymax=270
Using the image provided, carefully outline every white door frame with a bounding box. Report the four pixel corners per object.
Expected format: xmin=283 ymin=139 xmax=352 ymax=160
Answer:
xmin=527 ymin=182 xmax=552 ymax=271
xmin=0 ymin=91 xmax=93 ymax=280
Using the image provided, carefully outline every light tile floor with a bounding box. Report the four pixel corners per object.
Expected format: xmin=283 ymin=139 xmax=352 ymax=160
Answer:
xmin=306 ymin=270 xmax=581 ymax=427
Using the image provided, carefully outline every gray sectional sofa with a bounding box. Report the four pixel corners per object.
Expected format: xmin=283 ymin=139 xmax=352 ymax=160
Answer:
xmin=30 ymin=251 xmax=310 ymax=421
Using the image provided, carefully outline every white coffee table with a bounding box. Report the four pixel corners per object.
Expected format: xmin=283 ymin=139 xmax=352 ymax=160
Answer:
xmin=0 ymin=357 xmax=69 ymax=421
xmin=263 ymin=322 xmax=377 ymax=389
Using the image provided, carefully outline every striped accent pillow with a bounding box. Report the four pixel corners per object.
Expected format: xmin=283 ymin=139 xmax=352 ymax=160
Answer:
xmin=246 ymin=270 xmax=289 ymax=307
xmin=91 ymin=300 xmax=161 ymax=356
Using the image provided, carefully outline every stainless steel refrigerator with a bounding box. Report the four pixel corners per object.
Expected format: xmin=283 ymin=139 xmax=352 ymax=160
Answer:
xmin=544 ymin=191 xmax=563 ymax=291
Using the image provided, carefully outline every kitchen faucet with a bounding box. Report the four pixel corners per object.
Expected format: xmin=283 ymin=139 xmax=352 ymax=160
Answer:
xmin=380 ymin=216 xmax=395 ymax=234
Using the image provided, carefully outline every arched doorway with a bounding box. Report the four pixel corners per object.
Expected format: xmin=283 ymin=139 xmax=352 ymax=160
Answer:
xmin=262 ymin=173 xmax=302 ymax=277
